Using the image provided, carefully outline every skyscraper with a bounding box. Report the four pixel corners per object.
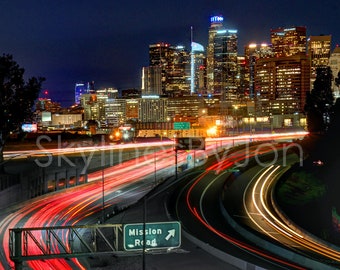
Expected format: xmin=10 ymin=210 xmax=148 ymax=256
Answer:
xmin=141 ymin=66 xmax=162 ymax=96
xmin=308 ymin=35 xmax=332 ymax=89
xmin=244 ymin=43 xmax=273 ymax=98
xmin=329 ymin=46 xmax=340 ymax=98
xmin=147 ymin=43 xmax=190 ymax=96
xmin=206 ymin=15 xmax=238 ymax=100
xmin=255 ymin=55 xmax=310 ymax=115
xmin=74 ymin=82 xmax=89 ymax=105
xmin=74 ymin=81 xmax=94 ymax=104
xmin=254 ymin=26 xmax=310 ymax=118
xmin=270 ymin=27 xmax=307 ymax=57
xmin=190 ymin=41 xmax=206 ymax=94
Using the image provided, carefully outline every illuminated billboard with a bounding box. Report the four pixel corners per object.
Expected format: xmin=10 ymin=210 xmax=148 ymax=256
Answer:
xmin=21 ymin=123 xmax=37 ymax=132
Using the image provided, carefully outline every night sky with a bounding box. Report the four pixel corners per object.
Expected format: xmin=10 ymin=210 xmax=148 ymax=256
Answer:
xmin=1 ymin=0 xmax=339 ymax=106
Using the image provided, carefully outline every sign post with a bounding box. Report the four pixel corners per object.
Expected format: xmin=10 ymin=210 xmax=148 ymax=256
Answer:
xmin=123 ymin=221 xmax=181 ymax=251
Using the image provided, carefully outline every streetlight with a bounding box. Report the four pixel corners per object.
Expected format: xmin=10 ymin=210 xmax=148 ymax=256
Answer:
xmin=154 ymin=150 xmax=157 ymax=186
xmin=101 ymin=167 xmax=105 ymax=223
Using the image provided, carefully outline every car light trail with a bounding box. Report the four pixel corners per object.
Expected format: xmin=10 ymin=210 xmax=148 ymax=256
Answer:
xmin=0 ymin=132 xmax=307 ymax=269
xmin=182 ymin=145 xmax=307 ymax=270
xmin=244 ymin=163 xmax=340 ymax=263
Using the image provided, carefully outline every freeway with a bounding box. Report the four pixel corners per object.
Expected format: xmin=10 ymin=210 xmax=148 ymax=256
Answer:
xmin=240 ymin=162 xmax=340 ymax=267
xmin=0 ymin=147 xmax=179 ymax=269
xmin=0 ymin=132 xmax=307 ymax=269
xmin=174 ymin=144 xmax=308 ymax=269
xmin=174 ymin=141 xmax=340 ymax=269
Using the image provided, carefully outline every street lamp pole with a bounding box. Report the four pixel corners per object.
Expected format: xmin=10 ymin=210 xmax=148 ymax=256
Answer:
xmin=154 ymin=150 xmax=157 ymax=185
xmin=175 ymin=149 xmax=178 ymax=179
xmin=102 ymin=167 xmax=105 ymax=223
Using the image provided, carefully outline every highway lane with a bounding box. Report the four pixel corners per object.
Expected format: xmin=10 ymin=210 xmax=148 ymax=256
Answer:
xmin=221 ymin=151 xmax=340 ymax=269
xmin=174 ymin=144 xmax=307 ymax=270
xmin=1 ymin=139 xmax=232 ymax=269
xmin=241 ymin=160 xmax=340 ymax=268
xmin=0 ymin=132 xmax=307 ymax=269
xmin=0 ymin=148 xmax=179 ymax=270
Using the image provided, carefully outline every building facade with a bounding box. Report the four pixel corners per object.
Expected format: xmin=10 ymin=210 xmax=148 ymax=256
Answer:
xmin=329 ymin=46 xmax=340 ymax=98
xmin=244 ymin=43 xmax=274 ymax=99
xmin=74 ymin=81 xmax=94 ymax=104
xmin=147 ymin=43 xmax=191 ymax=96
xmin=308 ymin=35 xmax=332 ymax=89
xmin=252 ymin=26 xmax=310 ymax=121
xmin=138 ymin=96 xmax=168 ymax=122
xmin=255 ymin=54 xmax=310 ymax=115
xmin=270 ymin=27 xmax=307 ymax=57
xmin=141 ymin=66 xmax=162 ymax=96
xmin=206 ymin=15 xmax=238 ymax=100
xmin=190 ymin=42 xmax=206 ymax=94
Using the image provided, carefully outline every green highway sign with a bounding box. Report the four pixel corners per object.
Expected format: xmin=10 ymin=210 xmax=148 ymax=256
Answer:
xmin=123 ymin=221 xmax=181 ymax=251
xmin=174 ymin=122 xmax=190 ymax=130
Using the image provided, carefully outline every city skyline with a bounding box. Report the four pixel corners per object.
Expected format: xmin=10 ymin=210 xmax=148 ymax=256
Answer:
xmin=1 ymin=0 xmax=339 ymax=106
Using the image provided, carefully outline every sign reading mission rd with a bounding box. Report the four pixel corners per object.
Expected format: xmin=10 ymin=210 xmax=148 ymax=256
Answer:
xmin=123 ymin=221 xmax=181 ymax=251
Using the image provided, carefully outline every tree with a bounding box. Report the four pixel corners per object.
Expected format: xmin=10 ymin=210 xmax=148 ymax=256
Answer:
xmin=335 ymin=71 xmax=340 ymax=89
xmin=304 ymin=66 xmax=334 ymax=133
xmin=0 ymin=54 xmax=45 ymax=166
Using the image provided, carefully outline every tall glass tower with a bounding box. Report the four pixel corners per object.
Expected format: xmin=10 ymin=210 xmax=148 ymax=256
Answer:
xmin=206 ymin=15 xmax=238 ymax=100
xmin=191 ymin=41 xmax=205 ymax=94
xmin=74 ymin=82 xmax=89 ymax=104
xmin=148 ymin=43 xmax=190 ymax=96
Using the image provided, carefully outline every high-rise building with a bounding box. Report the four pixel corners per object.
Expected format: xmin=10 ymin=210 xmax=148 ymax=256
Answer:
xmin=206 ymin=15 xmax=238 ymax=100
xmin=74 ymin=81 xmax=95 ymax=104
xmin=329 ymin=46 xmax=340 ymax=98
xmin=96 ymin=88 xmax=119 ymax=99
xmin=105 ymin=99 xmax=126 ymax=127
xmin=251 ymin=26 xmax=310 ymax=121
xmin=190 ymin=41 xmax=206 ymax=94
xmin=308 ymin=35 xmax=332 ymax=89
xmin=141 ymin=66 xmax=162 ymax=96
xmin=147 ymin=43 xmax=190 ymax=96
xmin=255 ymin=54 xmax=310 ymax=115
xmin=270 ymin=27 xmax=307 ymax=57
xmin=75 ymin=82 xmax=89 ymax=105
xmin=138 ymin=95 xmax=168 ymax=122
xmin=125 ymin=99 xmax=139 ymax=120
xmin=167 ymin=95 xmax=204 ymax=119
xmin=244 ymin=43 xmax=274 ymax=98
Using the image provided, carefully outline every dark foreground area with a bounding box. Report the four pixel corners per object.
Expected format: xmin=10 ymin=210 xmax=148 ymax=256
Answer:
xmin=276 ymin=159 xmax=340 ymax=246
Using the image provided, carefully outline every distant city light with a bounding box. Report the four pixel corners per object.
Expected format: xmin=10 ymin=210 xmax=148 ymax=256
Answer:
xmin=141 ymin=95 xmax=160 ymax=99
xmin=217 ymin=30 xmax=227 ymax=34
xmin=210 ymin=15 xmax=224 ymax=23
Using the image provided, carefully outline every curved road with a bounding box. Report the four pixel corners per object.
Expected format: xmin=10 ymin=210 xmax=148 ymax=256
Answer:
xmin=0 ymin=132 xmax=307 ymax=269
xmin=175 ymin=144 xmax=340 ymax=269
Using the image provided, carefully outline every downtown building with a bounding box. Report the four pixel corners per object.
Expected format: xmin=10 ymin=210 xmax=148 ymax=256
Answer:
xmin=190 ymin=41 xmax=206 ymax=94
xmin=253 ymin=26 xmax=310 ymax=127
xmin=74 ymin=81 xmax=95 ymax=104
xmin=206 ymin=15 xmax=239 ymax=101
xmin=308 ymin=35 xmax=332 ymax=89
xmin=142 ymin=43 xmax=191 ymax=96
xmin=244 ymin=43 xmax=274 ymax=99
xmin=329 ymin=46 xmax=340 ymax=98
